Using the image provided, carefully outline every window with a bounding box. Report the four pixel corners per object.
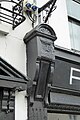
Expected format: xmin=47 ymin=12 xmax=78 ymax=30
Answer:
xmin=66 ymin=0 xmax=80 ymax=51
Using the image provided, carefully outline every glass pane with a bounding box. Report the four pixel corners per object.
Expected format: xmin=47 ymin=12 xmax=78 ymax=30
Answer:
xmin=48 ymin=113 xmax=80 ymax=120
xmin=69 ymin=21 xmax=80 ymax=51
xmin=68 ymin=21 xmax=75 ymax=49
xmin=66 ymin=0 xmax=72 ymax=15
xmin=66 ymin=0 xmax=80 ymax=20
xmin=72 ymin=22 xmax=80 ymax=50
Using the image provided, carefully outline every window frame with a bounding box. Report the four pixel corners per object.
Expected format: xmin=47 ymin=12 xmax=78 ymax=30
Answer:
xmin=66 ymin=0 xmax=80 ymax=51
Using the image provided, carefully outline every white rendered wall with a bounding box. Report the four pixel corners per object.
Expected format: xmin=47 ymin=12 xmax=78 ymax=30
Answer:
xmin=37 ymin=0 xmax=71 ymax=49
xmin=0 ymin=13 xmax=32 ymax=75
xmin=15 ymin=90 xmax=27 ymax=120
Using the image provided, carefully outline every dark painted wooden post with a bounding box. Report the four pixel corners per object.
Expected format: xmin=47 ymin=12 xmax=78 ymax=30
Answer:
xmin=24 ymin=24 xmax=57 ymax=120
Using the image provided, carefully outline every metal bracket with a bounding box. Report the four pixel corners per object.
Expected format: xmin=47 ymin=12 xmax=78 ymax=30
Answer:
xmin=0 ymin=0 xmax=25 ymax=29
xmin=38 ymin=0 xmax=57 ymax=23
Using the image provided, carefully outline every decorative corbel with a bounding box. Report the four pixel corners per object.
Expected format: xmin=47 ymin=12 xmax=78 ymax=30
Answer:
xmin=24 ymin=23 xmax=57 ymax=120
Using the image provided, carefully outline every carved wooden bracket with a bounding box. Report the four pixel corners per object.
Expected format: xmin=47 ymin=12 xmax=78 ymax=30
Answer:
xmin=24 ymin=24 xmax=57 ymax=120
xmin=24 ymin=24 xmax=57 ymax=102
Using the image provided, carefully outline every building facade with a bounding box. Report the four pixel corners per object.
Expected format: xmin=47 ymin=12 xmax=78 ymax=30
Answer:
xmin=0 ymin=0 xmax=80 ymax=120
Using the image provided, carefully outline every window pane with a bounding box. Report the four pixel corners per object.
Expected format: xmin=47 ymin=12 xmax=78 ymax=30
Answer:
xmin=66 ymin=0 xmax=80 ymax=20
xmin=48 ymin=113 xmax=80 ymax=120
xmin=69 ymin=21 xmax=80 ymax=51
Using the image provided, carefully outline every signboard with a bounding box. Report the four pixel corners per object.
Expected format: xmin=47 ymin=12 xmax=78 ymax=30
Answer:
xmin=52 ymin=57 xmax=80 ymax=91
xmin=50 ymin=92 xmax=80 ymax=106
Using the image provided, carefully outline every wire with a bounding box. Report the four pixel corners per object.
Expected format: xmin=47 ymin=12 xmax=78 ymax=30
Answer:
xmin=27 ymin=11 xmax=34 ymax=22
xmin=27 ymin=10 xmax=36 ymax=24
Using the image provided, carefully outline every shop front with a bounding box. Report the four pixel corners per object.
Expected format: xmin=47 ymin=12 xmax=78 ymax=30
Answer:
xmin=48 ymin=47 xmax=80 ymax=120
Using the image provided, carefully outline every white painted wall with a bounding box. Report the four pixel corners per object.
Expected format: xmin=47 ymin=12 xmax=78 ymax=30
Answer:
xmin=0 ymin=14 xmax=32 ymax=75
xmin=15 ymin=90 xmax=27 ymax=120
